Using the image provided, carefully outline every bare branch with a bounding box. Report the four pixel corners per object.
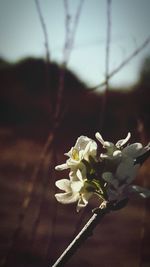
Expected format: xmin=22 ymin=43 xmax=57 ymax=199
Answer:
xmin=99 ymin=0 xmax=112 ymax=131
xmin=90 ymin=36 xmax=150 ymax=91
xmin=69 ymin=0 xmax=85 ymax=57
xmin=105 ymin=0 xmax=111 ymax=90
xmin=63 ymin=0 xmax=85 ymax=64
xmin=51 ymin=198 xmax=129 ymax=267
xmin=51 ymin=206 xmax=110 ymax=267
xmin=35 ymin=0 xmax=50 ymax=62
xmin=63 ymin=0 xmax=71 ymax=61
xmin=54 ymin=0 xmax=84 ymax=123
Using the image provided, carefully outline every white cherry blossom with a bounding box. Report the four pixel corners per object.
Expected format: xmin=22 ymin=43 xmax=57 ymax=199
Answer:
xmin=55 ymin=135 xmax=97 ymax=171
xmin=55 ymin=132 xmax=150 ymax=211
xmin=95 ymin=132 xmax=131 ymax=159
xmin=55 ymin=169 xmax=93 ymax=212
xmin=102 ymin=145 xmax=149 ymax=201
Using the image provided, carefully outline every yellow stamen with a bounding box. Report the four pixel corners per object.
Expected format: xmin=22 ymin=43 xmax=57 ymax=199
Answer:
xmin=72 ymin=148 xmax=79 ymax=161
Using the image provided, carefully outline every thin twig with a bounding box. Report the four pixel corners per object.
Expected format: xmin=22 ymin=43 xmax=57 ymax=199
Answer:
xmin=35 ymin=0 xmax=50 ymax=62
xmin=63 ymin=0 xmax=84 ymax=63
xmin=29 ymin=150 xmax=53 ymax=246
xmin=34 ymin=0 xmax=51 ymax=117
xmin=99 ymin=0 xmax=112 ymax=131
xmin=51 ymin=206 xmax=110 ymax=267
xmin=89 ymin=36 xmax=150 ymax=91
xmin=63 ymin=0 xmax=71 ymax=61
xmin=54 ymin=0 xmax=84 ymax=123
xmin=69 ymin=0 xmax=85 ymax=59
xmin=105 ymin=0 xmax=111 ymax=91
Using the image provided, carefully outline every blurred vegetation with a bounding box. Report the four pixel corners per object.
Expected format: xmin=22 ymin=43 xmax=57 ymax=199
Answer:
xmin=0 ymin=56 xmax=149 ymax=143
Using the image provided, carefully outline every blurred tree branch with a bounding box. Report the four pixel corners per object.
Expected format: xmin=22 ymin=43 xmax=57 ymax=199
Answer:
xmin=35 ymin=0 xmax=50 ymax=62
xmin=90 ymin=36 xmax=150 ymax=91
xmin=105 ymin=0 xmax=111 ymax=91
xmin=54 ymin=0 xmax=84 ymax=123
xmin=99 ymin=0 xmax=112 ymax=131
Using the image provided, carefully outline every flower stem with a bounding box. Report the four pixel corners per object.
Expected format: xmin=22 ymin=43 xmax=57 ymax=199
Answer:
xmin=51 ymin=204 xmax=111 ymax=267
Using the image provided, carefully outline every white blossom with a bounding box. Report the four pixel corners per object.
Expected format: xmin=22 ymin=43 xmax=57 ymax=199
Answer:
xmin=102 ymin=141 xmax=149 ymax=201
xmin=95 ymin=132 xmax=131 ymax=159
xmin=55 ymin=132 xmax=150 ymax=211
xmin=55 ymin=135 xmax=97 ymax=172
xmin=55 ymin=169 xmax=93 ymax=212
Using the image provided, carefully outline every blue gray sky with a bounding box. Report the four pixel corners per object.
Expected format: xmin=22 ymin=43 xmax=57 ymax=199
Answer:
xmin=0 ymin=0 xmax=150 ymax=88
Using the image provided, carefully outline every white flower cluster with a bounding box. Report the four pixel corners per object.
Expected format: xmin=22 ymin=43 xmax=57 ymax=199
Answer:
xmin=55 ymin=133 xmax=150 ymax=212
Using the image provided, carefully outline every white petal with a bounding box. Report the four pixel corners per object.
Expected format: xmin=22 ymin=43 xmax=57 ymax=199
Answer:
xmin=69 ymin=164 xmax=86 ymax=182
xmin=95 ymin=132 xmax=105 ymax=146
xmin=83 ymin=140 xmax=97 ymax=160
xmin=55 ymin=192 xmax=79 ymax=204
xmin=69 ymin=170 xmax=78 ymax=181
xmin=75 ymin=136 xmax=91 ymax=151
xmin=103 ymin=141 xmax=114 ymax=148
xmin=100 ymin=153 xmax=109 ymax=159
xmin=71 ymin=181 xmax=83 ymax=192
xmin=67 ymin=158 xmax=80 ymax=167
xmin=130 ymin=185 xmax=150 ymax=198
xmin=74 ymin=136 xmax=97 ymax=161
xmin=78 ymin=149 xmax=84 ymax=160
xmin=64 ymin=148 xmax=72 ymax=157
xmin=76 ymin=169 xmax=83 ymax=181
xmin=55 ymin=179 xmax=71 ymax=191
xmin=65 ymin=146 xmax=79 ymax=158
xmin=116 ymin=132 xmax=131 ymax=148
xmin=122 ymin=143 xmax=143 ymax=158
xmin=102 ymin=172 xmax=118 ymax=188
xmin=55 ymin=163 xmax=68 ymax=171
xmin=69 ymin=169 xmax=82 ymax=181
xmin=76 ymin=193 xmax=91 ymax=212
xmin=77 ymin=197 xmax=88 ymax=212
xmin=113 ymin=150 xmax=122 ymax=158
xmin=116 ymin=159 xmax=139 ymax=183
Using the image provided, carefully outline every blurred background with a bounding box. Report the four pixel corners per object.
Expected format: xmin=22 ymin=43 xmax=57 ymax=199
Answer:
xmin=0 ymin=1 xmax=150 ymax=267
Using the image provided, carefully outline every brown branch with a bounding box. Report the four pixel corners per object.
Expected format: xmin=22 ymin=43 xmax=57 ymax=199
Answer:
xmin=51 ymin=199 xmax=128 ymax=267
xmin=89 ymin=36 xmax=150 ymax=91
xmin=51 ymin=205 xmax=110 ymax=267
